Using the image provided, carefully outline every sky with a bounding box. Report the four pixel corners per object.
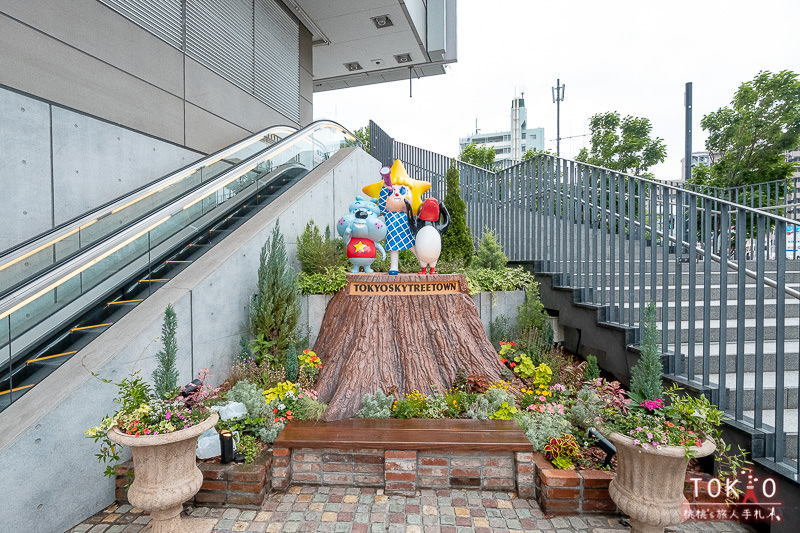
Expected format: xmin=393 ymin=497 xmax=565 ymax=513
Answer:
xmin=313 ymin=0 xmax=800 ymax=180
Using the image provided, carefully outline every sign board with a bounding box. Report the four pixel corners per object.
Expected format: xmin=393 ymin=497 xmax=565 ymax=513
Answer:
xmin=349 ymin=279 xmax=461 ymax=296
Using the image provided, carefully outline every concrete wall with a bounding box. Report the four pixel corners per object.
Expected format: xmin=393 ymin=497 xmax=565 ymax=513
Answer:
xmin=0 ymin=1 xmax=312 ymax=152
xmin=0 ymin=87 xmax=202 ymax=250
xmin=0 ymin=147 xmax=380 ymax=533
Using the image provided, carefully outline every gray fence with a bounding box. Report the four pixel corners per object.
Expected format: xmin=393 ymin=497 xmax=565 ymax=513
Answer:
xmin=371 ymin=120 xmax=800 ymax=479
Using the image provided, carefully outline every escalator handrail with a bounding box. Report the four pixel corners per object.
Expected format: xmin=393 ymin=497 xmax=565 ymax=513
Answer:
xmin=0 ymin=119 xmax=357 ymax=322
xmin=0 ymin=124 xmax=297 ymax=263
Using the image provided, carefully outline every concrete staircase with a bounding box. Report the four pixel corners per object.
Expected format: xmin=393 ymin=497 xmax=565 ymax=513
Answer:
xmin=563 ymin=235 xmax=800 ymax=463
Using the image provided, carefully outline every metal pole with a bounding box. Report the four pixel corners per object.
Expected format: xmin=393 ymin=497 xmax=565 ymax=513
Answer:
xmin=685 ymin=82 xmax=692 ymax=182
xmin=552 ymin=79 xmax=565 ymax=157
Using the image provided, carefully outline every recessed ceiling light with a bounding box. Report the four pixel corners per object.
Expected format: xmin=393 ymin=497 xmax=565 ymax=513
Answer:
xmin=371 ymin=15 xmax=393 ymax=28
xmin=394 ymin=54 xmax=412 ymax=64
xmin=344 ymin=62 xmax=363 ymax=72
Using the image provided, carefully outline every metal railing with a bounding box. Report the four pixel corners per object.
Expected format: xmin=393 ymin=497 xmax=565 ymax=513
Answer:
xmin=682 ymin=176 xmax=800 ymax=220
xmin=371 ymin=120 xmax=800 ymax=479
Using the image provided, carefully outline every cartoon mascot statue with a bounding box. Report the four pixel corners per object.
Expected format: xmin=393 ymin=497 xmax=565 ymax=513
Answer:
xmin=362 ymin=160 xmax=430 ymax=275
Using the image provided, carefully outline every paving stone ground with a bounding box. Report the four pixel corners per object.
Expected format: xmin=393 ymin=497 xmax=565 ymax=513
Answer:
xmin=67 ymin=486 xmax=755 ymax=533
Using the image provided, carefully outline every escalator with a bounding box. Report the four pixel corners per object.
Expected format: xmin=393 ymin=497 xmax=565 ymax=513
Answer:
xmin=0 ymin=120 xmax=357 ymax=411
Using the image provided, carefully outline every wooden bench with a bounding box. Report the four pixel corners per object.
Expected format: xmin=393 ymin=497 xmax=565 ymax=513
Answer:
xmin=271 ymin=418 xmax=535 ymax=496
xmin=275 ymin=418 xmax=532 ymax=451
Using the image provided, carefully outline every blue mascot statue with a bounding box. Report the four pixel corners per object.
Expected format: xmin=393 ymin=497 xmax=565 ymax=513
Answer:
xmin=336 ymin=196 xmax=387 ymax=273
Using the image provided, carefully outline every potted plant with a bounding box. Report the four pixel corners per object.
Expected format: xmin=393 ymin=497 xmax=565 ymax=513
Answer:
xmin=86 ymin=369 xmax=220 ymax=533
xmin=600 ymin=303 xmax=749 ymax=533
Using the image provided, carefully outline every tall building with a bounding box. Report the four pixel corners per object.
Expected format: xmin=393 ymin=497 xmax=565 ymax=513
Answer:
xmin=459 ymin=96 xmax=545 ymax=163
xmin=680 ymin=151 xmax=715 ymax=181
xmin=0 ymin=0 xmax=457 ymax=250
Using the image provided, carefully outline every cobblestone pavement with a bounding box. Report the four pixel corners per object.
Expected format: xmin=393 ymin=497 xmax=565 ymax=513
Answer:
xmin=67 ymin=486 xmax=755 ymax=533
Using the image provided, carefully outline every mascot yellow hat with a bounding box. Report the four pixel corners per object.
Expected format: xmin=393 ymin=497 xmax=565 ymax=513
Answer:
xmin=362 ymin=160 xmax=431 ymax=215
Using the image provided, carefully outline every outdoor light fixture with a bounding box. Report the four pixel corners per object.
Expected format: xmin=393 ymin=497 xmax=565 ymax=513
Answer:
xmin=371 ymin=15 xmax=393 ymax=28
xmin=219 ymin=430 xmax=235 ymax=463
xmin=181 ymin=378 xmax=202 ymax=397
xmin=394 ymin=53 xmax=412 ymax=64
xmin=344 ymin=62 xmax=363 ymax=72
xmin=587 ymin=427 xmax=616 ymax=468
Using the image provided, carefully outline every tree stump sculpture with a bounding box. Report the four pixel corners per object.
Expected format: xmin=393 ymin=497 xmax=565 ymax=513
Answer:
xmin=314 ymin=273 xmax=505 ymax=421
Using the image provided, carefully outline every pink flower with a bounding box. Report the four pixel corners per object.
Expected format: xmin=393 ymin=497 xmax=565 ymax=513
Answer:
xmin=642 ymin=443 xmax=649 ymax=450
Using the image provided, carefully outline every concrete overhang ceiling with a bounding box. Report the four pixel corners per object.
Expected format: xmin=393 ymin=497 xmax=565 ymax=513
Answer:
xmin=281 ymin=0 xmax=456 ymax=92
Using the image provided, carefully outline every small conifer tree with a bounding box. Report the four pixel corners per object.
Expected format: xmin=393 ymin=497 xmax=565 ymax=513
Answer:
xmin=250 ymin=220 xmax=301 ymax=369
xmin=473 ymin=229 xmax=508 ymax=270
xmin=152 ymin=304 xmax=179 ymax=399
xmin=584 ymin=354 xmax=600 ymax=381
xmin=285 ymin=342 xmax=299 ymax=382
xmin=630 ymin=301 xmax=664 ymax=402
xmin=237 ymin=334 xmax=253 ymax=362
xmin=440 ymin=163 xmax=474 ymax=265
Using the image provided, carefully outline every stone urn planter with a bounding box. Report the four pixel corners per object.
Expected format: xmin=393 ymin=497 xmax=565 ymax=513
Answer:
xmin=608 ymin=432 xmax=715 ymax=533
xmin=107 ymin=412 xmax=219 ymax=533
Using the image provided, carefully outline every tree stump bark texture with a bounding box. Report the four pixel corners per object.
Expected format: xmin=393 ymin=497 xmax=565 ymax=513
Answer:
xmin=314 ymin=274 xmax=504 ymax=421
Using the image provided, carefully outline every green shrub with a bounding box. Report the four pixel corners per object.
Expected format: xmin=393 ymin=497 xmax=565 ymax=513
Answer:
xmin=516 ymin=411 xmax=574 ymax=452
xmin=236 ymin=434 xmax=262 ymax=464
xmin=284 ymin=343 xmax=299 ymax=382
xmin=357 ymin=390 xmax=394 ymax=418
xmin=584 ymin=354 xmax=600 ymax=381
xmin=465 ymin=266 xmax=534 ymax=293
xmin=249 ymin=221 xmax=300 ymax=368
xmin=489 ymin=315 xmax=514 ymax=348
xmin=629 ymin=301 xmax=663 ymax=404
xmin=293 ymin=395 xmax=327 ymax=421
xmin=516 ymin=279 xmax=552 ymax=343
xmin=392 ymin=391 xmax=426 ymax=419
xmin=473 ymin=229 xmax=508 ymax=270
xmin=465 ymin=395 xmax=491 ymax=420
xmin=298 ymin=266 xmax=348 ymax=295
xmin=152 ymin=304 xmax=180 ymax=399
xmin=440 ymin=163 xmax=474 ymax=265
xmin=421 ymin=393 xmax=448 ymax=418
xmin=237 ymin=335 xmax=254 ymax=362
xmin=296 ymin=220 xmax=347 ymax=274
xmin=226 ymin=381 xmax=270 ymax=418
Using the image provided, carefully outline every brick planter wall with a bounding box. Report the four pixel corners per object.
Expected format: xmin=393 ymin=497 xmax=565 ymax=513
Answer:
xmin=114 ymin=450 xmax=272 ymax=508
xmin=532 ymin=453 xmax=616 ymax=515
xmin=272 ymin=447 xmax=533 ymax=496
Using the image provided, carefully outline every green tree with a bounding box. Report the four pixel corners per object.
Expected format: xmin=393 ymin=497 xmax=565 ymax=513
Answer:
xmin=522 ymin=148 xmax=552 ymax=161
xmin=284 ymin=342 xmax=299 ymax=382
xmin=459 ymin=143 xmax=496 ymax=169
xmin=353 ymin=126 xmax=370 ymax=154
xmin=250 ymin=220 xmax=301 ymax=369
xmin=629 ymin=301 xmax=663 ymax=403
xmin=440 ymin=163 xmax=474 ymax=265
xmin=576 ymin=112 xmax=666 ymax=177
xmin=473 ymin=229 xmax=508 ymax=270
xmin=690 ymin=70 xmax=800 ymax=190
xmin=152 ymin=304 xmax=179 ymax=399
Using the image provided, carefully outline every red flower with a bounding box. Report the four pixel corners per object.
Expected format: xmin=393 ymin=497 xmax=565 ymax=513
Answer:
xmin=273 ymin=408 xmax=278 ymax=413
xmin=500 ymin=358 xmax=507 ymax=363
xmin=510 ymin=362 xmax=517 ymax=368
